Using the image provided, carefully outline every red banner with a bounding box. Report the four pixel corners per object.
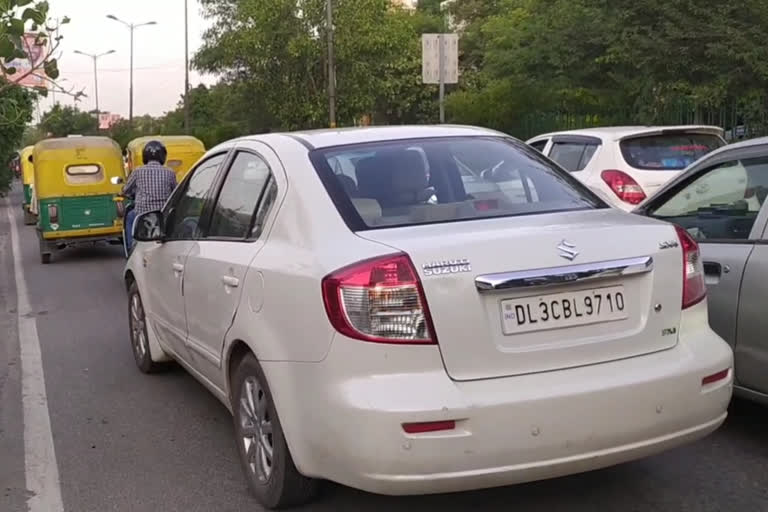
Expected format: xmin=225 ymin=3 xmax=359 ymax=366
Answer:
xmin=4 ymin=33 xmax=48 ymax=88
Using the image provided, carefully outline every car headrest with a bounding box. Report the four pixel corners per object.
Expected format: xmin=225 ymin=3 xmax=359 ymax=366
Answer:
xmin=355 ymin=149 xmax=429 ymax=207
xmin=336 ymin=174 xmax=358 ymax=197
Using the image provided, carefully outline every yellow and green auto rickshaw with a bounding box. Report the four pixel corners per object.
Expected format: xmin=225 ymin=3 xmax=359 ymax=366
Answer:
xmin=33 ymin=136 xmax=125 ymax=264
xmin=125 ymin=135 xmax=206 ymax=182
xmin=20 ymin=145 xmax=36 ymax=225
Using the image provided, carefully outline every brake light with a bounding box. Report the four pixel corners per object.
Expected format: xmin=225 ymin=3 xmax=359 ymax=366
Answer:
xmin=322 ymin=253 xmax=437 ymax=344
xmin=675 ymin=225 xmax=706 ymax=309
xmin=47 ymin=204 xmax=58 ymax=224
xmin=600 ymin=170 xmax=647 ymax=205
xmin=702 ymin=369 xmax=730 ymax=386
xmin=402 ymin=420 xmax=455 ymax=434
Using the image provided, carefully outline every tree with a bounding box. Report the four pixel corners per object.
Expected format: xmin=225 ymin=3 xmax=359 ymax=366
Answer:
xmin=0 ymin=81 xmax=34 ymax=193
xmin=194 ymin=0 xmax=438 ymax=129
xmin=443 ymin=0 xmax=768 ymax=137
xmin=0 ymin=0 xmax=80 ymax=99
xmin=39 ymin=104 xmax=98 ymax=138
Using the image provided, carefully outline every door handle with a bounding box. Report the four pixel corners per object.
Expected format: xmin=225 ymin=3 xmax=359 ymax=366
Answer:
xmin=172 ymin=263 xmax=184 ymax=273
xmin=221 ymin=275 xmax=240 ymax=288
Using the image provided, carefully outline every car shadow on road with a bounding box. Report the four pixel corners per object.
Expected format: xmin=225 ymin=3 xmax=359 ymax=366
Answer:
xmin=42 ymin=244 xmax=125 ymax=265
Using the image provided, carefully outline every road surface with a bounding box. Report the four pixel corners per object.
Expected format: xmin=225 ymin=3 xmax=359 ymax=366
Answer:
xmin=2 ymin=185 xmax=768 ymax=511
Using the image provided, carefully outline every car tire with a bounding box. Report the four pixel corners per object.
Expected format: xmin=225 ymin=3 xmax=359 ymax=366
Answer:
xmin=23 ymin=209 xmax=36 ymax=226
xmin=231 ymin=353 xmax=318 ymax=509
xmin=38 ymin=237 xmax=52 ymax=264
xmin=128 ymin=281 xmax=162 ymax=374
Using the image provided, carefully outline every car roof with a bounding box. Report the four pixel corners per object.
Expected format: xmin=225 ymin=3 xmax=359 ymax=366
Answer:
xmin=528 ymin=125 xmax=725 ymax=142
xmin=233 ymin=125 xmax=507 ymax=150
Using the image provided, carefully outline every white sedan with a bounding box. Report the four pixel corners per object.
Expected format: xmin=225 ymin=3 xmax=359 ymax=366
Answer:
xmin=124 ymin=125 xmax=733 ymax=509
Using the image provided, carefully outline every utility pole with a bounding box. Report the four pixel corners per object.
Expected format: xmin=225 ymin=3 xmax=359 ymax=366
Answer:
xmin=107 ymin=15 xmax=157 ymax=124
xmin=184 ymin=0 xmax=191 ymax=134
xmin=326 ymin=0 xmax=336 ymax=128
xmin=438 ymin=34 xmax=445 ymax=123
xmin=73 ymin=49 xmax=116 ymax=122
xmin=129 ymin=26 xmax=134 ymax=123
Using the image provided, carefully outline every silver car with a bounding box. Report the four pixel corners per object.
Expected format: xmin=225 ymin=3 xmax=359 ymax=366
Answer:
xmin=637 ymin=136 xmax=768 ymax=404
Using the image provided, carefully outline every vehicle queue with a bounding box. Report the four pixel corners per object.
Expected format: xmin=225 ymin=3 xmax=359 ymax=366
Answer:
xmin=13 ymin=124 xmax=765 ymax=510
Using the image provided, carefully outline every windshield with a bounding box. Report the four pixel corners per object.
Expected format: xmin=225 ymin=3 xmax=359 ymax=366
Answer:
xmin=620 ymin=133 xmax=724 ymax=170
xmin=311 ymin=136 xmax=605 ymax=230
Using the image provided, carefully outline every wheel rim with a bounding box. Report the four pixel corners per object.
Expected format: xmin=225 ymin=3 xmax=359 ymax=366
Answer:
xmin=129 ymin=293 xmax=148 ymax=361
xmin=240 ymin=376 xmax=274 ymax=482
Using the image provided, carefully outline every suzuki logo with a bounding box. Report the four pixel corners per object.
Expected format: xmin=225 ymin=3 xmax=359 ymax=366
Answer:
xmin=557 ymin=240 xmax=579 ymax=261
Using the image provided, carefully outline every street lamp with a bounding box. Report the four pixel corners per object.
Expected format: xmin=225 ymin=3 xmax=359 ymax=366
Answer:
xmin=73 ymin=49 xmax=115 ymax=118
xmin=106 ymin=14 xmax=157 ymax=124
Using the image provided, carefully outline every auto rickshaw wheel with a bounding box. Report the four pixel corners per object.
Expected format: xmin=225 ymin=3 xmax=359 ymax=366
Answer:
xmin=38 ymin=237 xmax=52 ymax=264
xmin=23 ymin=209 xmax=36 ymax=226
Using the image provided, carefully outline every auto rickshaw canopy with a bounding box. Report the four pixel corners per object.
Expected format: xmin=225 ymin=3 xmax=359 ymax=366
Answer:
xmin=33 ymin=136 xmax=125 ymax=200
xmin=125 ymin=135 xmax=206 ymax=181
xmin=20 ymin=145 xmax=34 ymax=185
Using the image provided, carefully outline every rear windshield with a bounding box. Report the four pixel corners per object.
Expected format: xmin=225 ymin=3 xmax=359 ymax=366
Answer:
xmin=311 ymin=136 xmax=605 ymax=230
xmin=620 ymin=133 xmax=724 ymax=170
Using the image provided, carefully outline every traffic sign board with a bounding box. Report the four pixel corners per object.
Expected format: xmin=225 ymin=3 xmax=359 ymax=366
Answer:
xmin=422 ymin=33 xmax=458 ymax=84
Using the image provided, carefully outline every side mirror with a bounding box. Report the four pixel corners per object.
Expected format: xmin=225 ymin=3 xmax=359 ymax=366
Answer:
xmin=134 ymin=211 xmax=165 ymax=242
xmin=110 ymin=176 xmax=124 ymax=185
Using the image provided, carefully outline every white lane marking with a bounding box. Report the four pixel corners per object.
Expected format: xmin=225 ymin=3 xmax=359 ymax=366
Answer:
xmin=5 ymin=198 xmax=64 ymax=512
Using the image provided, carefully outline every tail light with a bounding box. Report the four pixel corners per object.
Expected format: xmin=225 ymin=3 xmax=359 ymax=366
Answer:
xmin=322 ymin=253 xmax=437 ymax=344
xmin=600 ymin=170 xmax=647 ymax=205
xmin=675 ymin=225 xmax=706 ymax=309
xmin=47 ymin=204 xmax=58 ymax=224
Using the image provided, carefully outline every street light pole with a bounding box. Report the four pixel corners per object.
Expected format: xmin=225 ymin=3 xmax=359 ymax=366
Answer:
xmin=73 ymin=49 xmax=116 ymax=119
xmin=106 ymin=15 xmax=157 ymax=125
xmin=184 ymin=0 xmax=190 ymax=134
xmin=129 ymin=25 xmax=134 ymax=123
xmin=326 ymin=0 xmax=336 ymax=128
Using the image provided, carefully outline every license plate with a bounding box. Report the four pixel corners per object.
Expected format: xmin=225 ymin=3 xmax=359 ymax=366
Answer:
xmin=500 ymin=285 xmax=628 ymax=335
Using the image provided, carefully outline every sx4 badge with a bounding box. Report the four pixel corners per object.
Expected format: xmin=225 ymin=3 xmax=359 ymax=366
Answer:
xmin=422 ymin=258 xmax=471 ymax=277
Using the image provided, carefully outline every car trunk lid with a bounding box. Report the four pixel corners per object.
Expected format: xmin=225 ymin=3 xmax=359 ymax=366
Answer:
xmin=357 ymin=209 xmax=684 ymax=381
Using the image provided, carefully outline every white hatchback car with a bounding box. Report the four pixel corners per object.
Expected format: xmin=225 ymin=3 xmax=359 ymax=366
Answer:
xmin=124 ymin=126 xmax=733 ymax=509
xmin=527 ymin=126 xmax=726 ymax=211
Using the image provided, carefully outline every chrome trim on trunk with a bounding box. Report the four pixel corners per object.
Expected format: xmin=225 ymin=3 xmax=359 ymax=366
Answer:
xmin=475 ymin=256 xmax=654 ymax=292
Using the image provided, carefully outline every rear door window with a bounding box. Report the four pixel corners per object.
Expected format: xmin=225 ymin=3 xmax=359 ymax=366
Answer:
xmin=311 ymin=136 xmax=605 ymax=230
xmin=549 ymin=141 xmax=599 ymax=172
xmin=529 ymin=139 xmax=548 ymax=152
xmin=207 ymin=152 xmax=271 ymax=239
xmin=621 ymin=134 xmax=724 ymax=170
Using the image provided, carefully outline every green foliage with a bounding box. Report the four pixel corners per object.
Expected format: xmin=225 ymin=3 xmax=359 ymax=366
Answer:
xmin=39 ymin=104 xmax=98 ymax=138
xmin=195 ymin=0 xmax=441 ymax=129
xmin=0 ymin=80 xmax=34 ymax=194
xmin=446 ymin=0 xmax=768 ymax=138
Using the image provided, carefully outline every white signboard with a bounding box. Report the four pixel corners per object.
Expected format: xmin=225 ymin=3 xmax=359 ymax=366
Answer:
xmin=422 ymin=33 xmax=458 ymax=84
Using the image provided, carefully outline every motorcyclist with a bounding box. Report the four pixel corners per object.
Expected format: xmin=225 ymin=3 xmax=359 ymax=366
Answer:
xmin=122 ymin=140 xmax=177 ymax=251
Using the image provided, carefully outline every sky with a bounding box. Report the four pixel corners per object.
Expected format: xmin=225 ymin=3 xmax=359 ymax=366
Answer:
xmin=38 ymin=0 xmax=216 ymax=119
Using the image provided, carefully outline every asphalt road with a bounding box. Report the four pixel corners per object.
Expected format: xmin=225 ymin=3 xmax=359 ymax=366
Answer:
xmin=1 ymin=184 xmax=768 ymax=512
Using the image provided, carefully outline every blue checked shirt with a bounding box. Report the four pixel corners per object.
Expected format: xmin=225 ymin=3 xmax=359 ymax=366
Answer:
xmin=122 ymin=162 xmax=177 ymax=215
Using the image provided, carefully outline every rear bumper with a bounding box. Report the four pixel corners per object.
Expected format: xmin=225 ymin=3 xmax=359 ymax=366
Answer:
xmin=41 ymin=225 xmax=122 ymax=241
xmin=263 ymin=301 xmax=733 ymax=495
